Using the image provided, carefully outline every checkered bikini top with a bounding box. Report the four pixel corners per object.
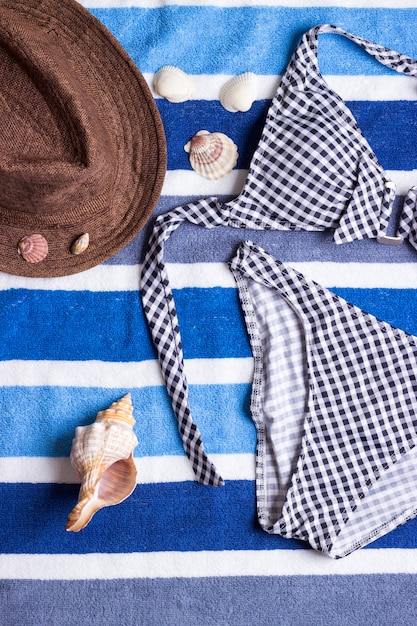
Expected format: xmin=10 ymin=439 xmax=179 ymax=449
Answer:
xmin=141 ymin=24 xmax=417 ymax=486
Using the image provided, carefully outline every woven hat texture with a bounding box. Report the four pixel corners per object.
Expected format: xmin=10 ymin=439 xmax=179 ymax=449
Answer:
xmin=0 ymin=0 xmax=166 ymax=277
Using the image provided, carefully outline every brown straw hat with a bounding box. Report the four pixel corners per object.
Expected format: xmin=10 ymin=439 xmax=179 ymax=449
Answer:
xmin=0 ymin=0 xmax=166 ymax=277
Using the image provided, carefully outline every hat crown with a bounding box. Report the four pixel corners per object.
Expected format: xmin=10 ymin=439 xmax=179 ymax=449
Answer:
xmin=0 ymin=0 xmax=166 ymax=278
xmin=0 ymin=13 xmax=113 ymax=216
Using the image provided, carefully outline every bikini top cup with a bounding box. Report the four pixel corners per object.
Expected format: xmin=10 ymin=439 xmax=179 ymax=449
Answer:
xmin=234 ymin=24 xmax=417 ymax=244
xmin=141 ymin=25 xmax=417 ymax=486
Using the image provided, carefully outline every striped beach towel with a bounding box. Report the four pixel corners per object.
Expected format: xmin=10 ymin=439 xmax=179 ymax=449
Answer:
xmin=1 ymin=1 xmax=417 ymax=624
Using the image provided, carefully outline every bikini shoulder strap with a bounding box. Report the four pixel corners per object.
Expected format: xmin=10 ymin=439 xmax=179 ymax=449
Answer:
xmin=285 ymin=23 xmax=417 ymax=89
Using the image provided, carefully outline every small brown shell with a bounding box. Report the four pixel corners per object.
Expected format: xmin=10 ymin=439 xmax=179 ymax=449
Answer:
xmin=184 ymin=130 xmax=238 ymax=180
xmin=71 ymin=233 xmax=89 ymax=255
xmin=17 ymin=234 xmax=48 ymax=263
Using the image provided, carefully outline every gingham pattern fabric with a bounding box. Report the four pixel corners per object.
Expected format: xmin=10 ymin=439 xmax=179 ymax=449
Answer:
xmin=235 ymin=277 xmax=308 ymax=526
xmin=141 ymin=25 xmax=417 ymax=486
xmin=141 ymin=199 xmax=227 ymax=485
xmin=397 ymin=187 xmax=417 ymax=249
xmin=227 ymin=24 xmax=417 ymax=243
xmin=230 ymin=241 xmax=417 ymax=558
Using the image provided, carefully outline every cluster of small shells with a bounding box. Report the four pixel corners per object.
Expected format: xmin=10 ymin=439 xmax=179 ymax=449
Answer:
xmin=154 ymin=66 xmax=257 ymax=180
xmin=153 ymin=65 xmax=258 ymax=113
xmin=17 ymin=232 xmax=89 ymax=264
xmin=66 ymin=393 xmax=138 ymax=532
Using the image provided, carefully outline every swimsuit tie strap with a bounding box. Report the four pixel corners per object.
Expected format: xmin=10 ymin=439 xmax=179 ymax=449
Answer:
xmin=141 ymin=198 xmax=226 ymax=485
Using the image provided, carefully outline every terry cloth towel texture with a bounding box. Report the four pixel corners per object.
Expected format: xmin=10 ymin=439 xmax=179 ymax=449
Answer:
xmin=2 ymin=1 xmax=417 ymax=625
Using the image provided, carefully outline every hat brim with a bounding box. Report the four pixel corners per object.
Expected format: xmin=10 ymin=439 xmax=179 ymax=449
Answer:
xmin=0 ymin=0 xmax=166 ymax=277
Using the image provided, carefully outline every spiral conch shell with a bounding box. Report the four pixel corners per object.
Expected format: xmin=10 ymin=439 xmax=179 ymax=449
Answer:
xmin=66 ymin=393 xmax=138 ymax=532
xmin=184 ymin=130 xmax=239 ymax=180
xmin=219 ymin=72 xmax=258 ymax=113
xmin=153 ymin=65 xmax=195 ymax=103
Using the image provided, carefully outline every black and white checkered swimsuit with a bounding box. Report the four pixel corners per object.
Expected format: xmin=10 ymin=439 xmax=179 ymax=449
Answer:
xmin=141 ymin=25 xmax=417 ymax=557
xmin=230 ymin=240 xmax=417 ymax=558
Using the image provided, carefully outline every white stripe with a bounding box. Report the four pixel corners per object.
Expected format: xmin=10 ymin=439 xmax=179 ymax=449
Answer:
xmin=0 ymin=453 xmax=255 ymax=484
xmin=145 ymin=74 xmax=417 ymax=103
xmin=2 ymin=548 xmax=417 ymax=580
xmin=325 ymin=75 xmax=417 ymax=102
xmin=162 ymin=169 xmax=417 ymax=197
xmin=162 ymin=168 xmax=247 ymax=196
xmin=0 ymin=262 xmax=142 ymax=291
xmin=147 ymin=73 xmax=280 ymax=102
xmin=168 ymin=262 xmax=234 ymax=287
xmin=81 ymin=1 xmax=417 ymax=9
xmin=3 ymin=260 xmax=417 ymax=292
xmin=0 ymin=262 xmax=234 ymax=291
xmin=170 ymin=261 xmax=417 ymax=290
xmin=289 ymin=262 xmax=417 ymax=289
xmin=0 ymin=357 xmax=254 ymax=388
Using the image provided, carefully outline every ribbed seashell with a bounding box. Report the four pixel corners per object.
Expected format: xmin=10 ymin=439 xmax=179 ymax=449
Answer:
xmin=219 ymin=72 xmax=258 ymax=113
xmin=71 ymin=233 xmax=89 ymax=255
xmin=153 ymin=65 xmax=195 ymax=103
xmin=66 ymin=393 xmax=138 ymax=532
xmin=17 ymin=233 xmax=48 ymax=263
xmin=184 ymin=130 xmax=238 ymax=180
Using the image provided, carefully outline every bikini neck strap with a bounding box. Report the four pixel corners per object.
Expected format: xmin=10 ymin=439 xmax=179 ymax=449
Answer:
xmin=288 ymin=24 xmax=417 ymax=85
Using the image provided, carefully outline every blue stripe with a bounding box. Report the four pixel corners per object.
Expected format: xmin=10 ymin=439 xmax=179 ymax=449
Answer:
xmin=3 ymin=287 xmax=417 ymax=362
xmin=90 ymin=7 xmax=417 ymax=74
xmin=1 ymin=575 xmax=416 ymax=626
xmin=2 ymin=481 xmax=417 ymax=554
xmin=177 ymin=288 xmax=250 ymax=358
xmin=0 ymin=481 xmax=300 ymax=554
xmin=346 ymin=101 xmax=417 ymax=172
xmin=111 ymin=197 xmax=417 ymax=266
xmin=331 ymin=288 xmax=417 ymax=334
xmin=160 ymin=100 xmax=417 ymax=172
xmin=0 ymin=288 xmax=249 ymax=362
xmin=0 ymin=289 xmax=154 ymax=362
xmin=0 ymin=384 xmax=254 ymax=457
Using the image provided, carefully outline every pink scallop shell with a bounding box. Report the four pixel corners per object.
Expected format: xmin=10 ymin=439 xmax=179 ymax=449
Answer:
xmin=18 ymin=234 xmax=49 ymax=263
xmin=184 ymin=130 xmax=238 ymax=180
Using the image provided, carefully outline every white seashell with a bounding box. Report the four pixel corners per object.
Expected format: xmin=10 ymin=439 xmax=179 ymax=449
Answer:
xmin=71 ymin=233 xmax=89 ymax=255
xmin=153 ymin=65 xmax=195 ymax=103
xmin=219 ymin=72 xmax=258 ymax=113
xmin=66 ymin=393 xmax=138 ymax=532
xmin=17 ymin=233 xmax=48 ymax=263
xmin=184 ymin=130 xmax=238 ymax=180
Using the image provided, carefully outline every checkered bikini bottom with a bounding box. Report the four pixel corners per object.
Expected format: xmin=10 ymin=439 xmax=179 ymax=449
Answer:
xmin=230 ymin=241 xmax=417 ymax=558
